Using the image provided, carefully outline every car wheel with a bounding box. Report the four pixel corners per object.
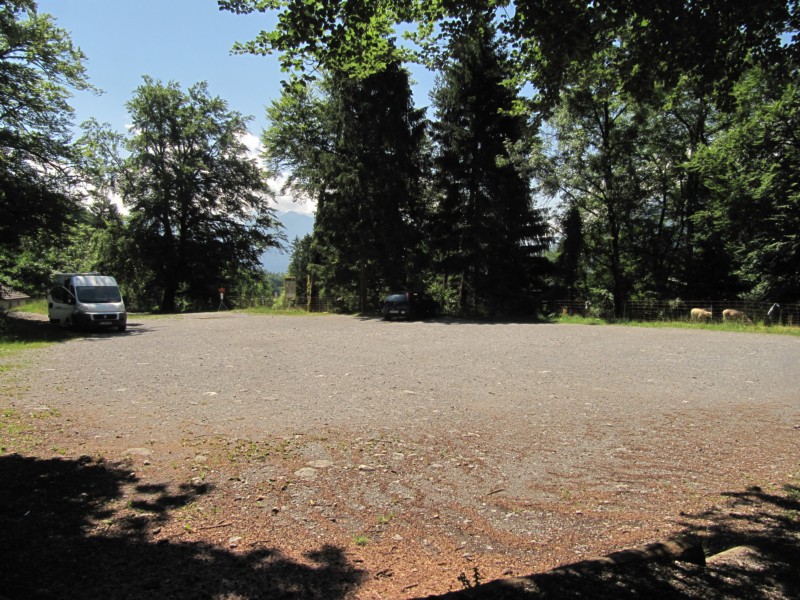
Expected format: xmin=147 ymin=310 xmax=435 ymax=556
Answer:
xmin=117 ymin=324 xmax=127 ymax=332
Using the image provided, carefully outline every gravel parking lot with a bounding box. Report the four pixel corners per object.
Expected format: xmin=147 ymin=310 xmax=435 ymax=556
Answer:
xmin=5 ymin=312 xmax=800 ymax=598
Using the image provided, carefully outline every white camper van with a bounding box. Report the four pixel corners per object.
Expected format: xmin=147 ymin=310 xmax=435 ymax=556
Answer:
xmin=47 ymin=273 xmax=127 ymax=332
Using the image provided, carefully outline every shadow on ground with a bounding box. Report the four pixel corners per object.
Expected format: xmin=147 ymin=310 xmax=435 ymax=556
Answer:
xmin=419 ymin=485 xmax=800 ymax=600
xmin=0 ymin=311 xmax=147 ymax=342
xmin=0 ymin=454 xmax=365 ymax=599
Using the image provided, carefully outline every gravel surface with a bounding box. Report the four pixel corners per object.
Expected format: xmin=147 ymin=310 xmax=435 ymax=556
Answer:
xmin=3 ymin=312 xmax=799 ymax=598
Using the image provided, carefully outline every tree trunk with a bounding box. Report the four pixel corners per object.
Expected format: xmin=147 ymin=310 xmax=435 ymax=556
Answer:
xmin=358 ymin=262 xmax=368 ymax=313
xmin=161 ymin=283 xmax=177 ymax=313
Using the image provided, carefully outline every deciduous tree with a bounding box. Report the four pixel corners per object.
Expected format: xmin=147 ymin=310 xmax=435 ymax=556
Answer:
xmin=693 ymin=67 xmax=800 ymax=301
xmin=119 ymin=78 xmax=282 ymax=312
xmin=0 ymin=0 xmax=93 ymax=285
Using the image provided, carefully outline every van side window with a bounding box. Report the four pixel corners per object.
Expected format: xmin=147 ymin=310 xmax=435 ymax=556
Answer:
xmin=50 ymin=287 xmax=64 ymax=303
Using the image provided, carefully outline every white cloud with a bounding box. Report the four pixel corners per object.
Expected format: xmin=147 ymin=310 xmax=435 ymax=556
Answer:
xmin=239 ymin=130 xmax=317 ymax=216
xmin=269 ymin=174 xmax=316 ymax=216
xmin=241 ymin=131 xmax=262 ymax=157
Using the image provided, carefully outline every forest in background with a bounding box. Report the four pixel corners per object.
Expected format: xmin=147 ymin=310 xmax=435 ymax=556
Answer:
xmin=2 ymin=1 xmax=799 ymax=316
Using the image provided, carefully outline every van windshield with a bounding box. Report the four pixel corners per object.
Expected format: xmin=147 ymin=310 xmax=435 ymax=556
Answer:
xmin=75 ymin=286 xmax=122 ymax=303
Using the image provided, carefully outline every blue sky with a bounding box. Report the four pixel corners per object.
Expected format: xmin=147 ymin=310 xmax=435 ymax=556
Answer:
xmin=38 ymin=1 xmax=285 ymax=134
xmin=37 ymin=1 xmax=435 ymax=203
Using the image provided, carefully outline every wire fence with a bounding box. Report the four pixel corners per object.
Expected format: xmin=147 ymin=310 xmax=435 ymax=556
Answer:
xmin=227 ymin=295 xmax=339 ymax=313
xmin=229 ymin=293 xmax=797 ymax=326
xmin=547 ymin=299 xmax=798 ymax=326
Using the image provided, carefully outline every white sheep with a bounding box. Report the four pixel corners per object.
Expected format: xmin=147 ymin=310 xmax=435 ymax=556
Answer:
xmin=722 ymin=308 xmax=752 ymax=323
xmin=690 ymin=308 xmax=712 ymax=321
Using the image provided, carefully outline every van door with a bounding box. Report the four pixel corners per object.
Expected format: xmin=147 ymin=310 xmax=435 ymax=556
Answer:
xmin=47 ymin=285 xmax=75 ymax=326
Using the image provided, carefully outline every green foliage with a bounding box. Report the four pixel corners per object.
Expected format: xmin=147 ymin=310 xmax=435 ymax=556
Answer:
xmin=0 ymin=0 xmax=94 ymax=287
xmin=225 ymin=0 xmax=800 ymax=310
xmin=265 ymin=63 xmax=428 ymax=311
xmin=0 ymin=220 xmax=99 ymax=295
xmin=85 ymin=78 xmax=285 ymax=312
xmin=540 ymin=46 xmax=647 ymax=317
xmin=429 ymin=12 xmax=550 ymax=315
xmin=220 ymin=0 xmax=414 ymax=79
xmin=287 ymin=234 xmax=312 ymax=288
xmin=552 ymin=205 xmax=584 ymax=299
xmin=221 ymin=0 xmax=798 ymax=111
xmin=692 ymin=68 xmax=800 ymax=301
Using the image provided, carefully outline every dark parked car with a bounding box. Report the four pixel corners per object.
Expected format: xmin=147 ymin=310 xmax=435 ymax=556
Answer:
xmin=382 ymin=291 xmax=440 ymax=320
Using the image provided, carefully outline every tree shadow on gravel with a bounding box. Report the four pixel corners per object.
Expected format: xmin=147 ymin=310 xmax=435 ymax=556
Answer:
xmin=418 ymin=484 xmax=800 ymax=600
xmin=0 ymin=454 xmax=365 ymax=599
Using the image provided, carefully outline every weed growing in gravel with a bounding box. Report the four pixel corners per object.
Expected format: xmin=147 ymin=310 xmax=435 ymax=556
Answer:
xmin=785 ymin=478 xmax=800 ymax=501
xmin=30 ymin=407 xmax=61 ymax=419
xmin=376 ymin=512 xmax=397 ymax=525
xmin=0 ymin=407 xmax=59 ymax=453
xmin=0 ymin=408 xmax=31 ymax=453
xmin=457 ymin=567 xmax=483 ymax=589
xmin=353 ymin=535 xmax=370 ymax=547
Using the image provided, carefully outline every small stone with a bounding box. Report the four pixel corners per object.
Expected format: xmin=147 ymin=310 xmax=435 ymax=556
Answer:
xmin=308 ymin=460 xmax=334 ymax=469
xmin=294 ymin=467 xmax=318 ymax=479
xmin=358 ymin=464 xmax=375 ymax=472
xmin=124 ymin=448 xmax=153 ymax=457
xmin=193 ymin=454 xmax=208 ymax=464
xmin=229 ymin=536 xmax=242 ymax=548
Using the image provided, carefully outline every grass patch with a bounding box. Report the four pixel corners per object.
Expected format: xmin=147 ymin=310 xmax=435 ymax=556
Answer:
xmin=13 ymin=299 xmax=48 ymax=315
xmin=0 ymin=406 xmax=61 ymax=454
xmin=237 ymin=306 xmax=326 ymax=317
xmin=550 ymin=315 xmax=800 ymax=336
xmin=0 ymin=339 xmax=54 ymax=374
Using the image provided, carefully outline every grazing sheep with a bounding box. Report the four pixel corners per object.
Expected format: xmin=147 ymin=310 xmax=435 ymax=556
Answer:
xmin=690 ymin=308 xmax=712 ymax=321
xmin=722 ymin=308 xmax=752 ymax=323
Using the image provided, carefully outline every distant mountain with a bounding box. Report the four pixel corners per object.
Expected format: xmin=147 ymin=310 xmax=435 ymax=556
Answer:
xmin=261 ymin=210 xmax=314 ymax=274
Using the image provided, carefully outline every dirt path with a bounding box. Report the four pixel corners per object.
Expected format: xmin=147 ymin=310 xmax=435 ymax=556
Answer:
xmin=2 ymin=313 xmax=799 ymax=598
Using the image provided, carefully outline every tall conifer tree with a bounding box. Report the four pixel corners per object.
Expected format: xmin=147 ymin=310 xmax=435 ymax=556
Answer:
xmin=265 ymin=62 xmax=427 ymax=311
xmin=430 ymin=10 xmax=549 ymax=315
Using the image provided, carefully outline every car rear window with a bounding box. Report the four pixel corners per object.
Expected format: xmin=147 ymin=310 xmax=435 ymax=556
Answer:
xmin=387 ymin=293 xmax=408 ymax=303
